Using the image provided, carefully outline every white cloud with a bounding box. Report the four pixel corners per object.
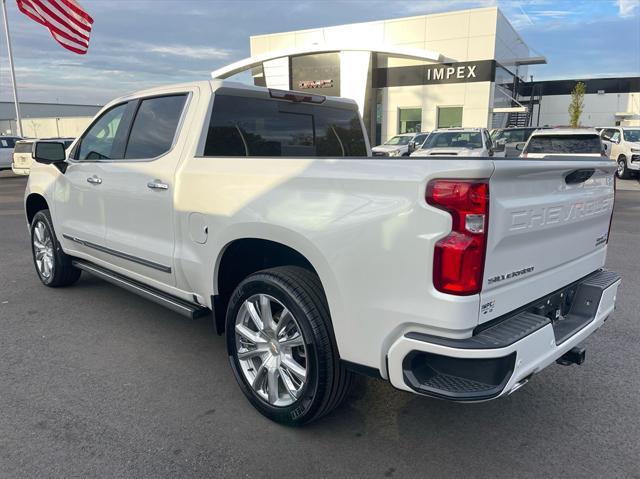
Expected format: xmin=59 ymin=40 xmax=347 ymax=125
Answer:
xmin=617 ymin=0 xmax=639 ymax=16
xmin=531 ymin=10 xmax=572 ymax=18
xmin=147 ymin=45 xmax=232 ymax=60
xmin=400 ymin=0 xmax=496 ymax=15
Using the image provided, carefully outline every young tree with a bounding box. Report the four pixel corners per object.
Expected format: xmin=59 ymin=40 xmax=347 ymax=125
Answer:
xmin=568 ymin=81 xmax=586 ymax=128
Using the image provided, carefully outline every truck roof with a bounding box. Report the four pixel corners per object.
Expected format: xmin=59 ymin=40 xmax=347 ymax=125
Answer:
xmin=530 ymin=128 xmax=599 ymax=136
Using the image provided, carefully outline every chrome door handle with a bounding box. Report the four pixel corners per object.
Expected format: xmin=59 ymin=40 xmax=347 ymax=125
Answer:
xmin=147 ymin=180 xmax=169 ymax=190
xmin=86 ymin=175 xmax=102 ymax=185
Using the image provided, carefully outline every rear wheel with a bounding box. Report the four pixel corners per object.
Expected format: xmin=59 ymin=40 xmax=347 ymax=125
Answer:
xmin=30 ymin=210 xmax=81 ymax=287
xmin=226 ymin=266 xmax=351 ymax=425
xmin=617 ymin=156 xmax=631 ymax=179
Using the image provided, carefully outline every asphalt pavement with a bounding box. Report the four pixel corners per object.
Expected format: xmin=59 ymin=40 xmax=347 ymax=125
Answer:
xmin=1 ymin=172 xmax=638 ymax=478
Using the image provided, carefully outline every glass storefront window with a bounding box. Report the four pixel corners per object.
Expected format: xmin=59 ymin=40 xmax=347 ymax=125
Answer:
xmin=437 ymin=106 xmax=463 ymax=128
xmin=398 ymin=108 xmax=422 ymax=133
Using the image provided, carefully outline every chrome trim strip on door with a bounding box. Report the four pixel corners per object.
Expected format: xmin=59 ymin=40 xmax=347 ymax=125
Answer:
xmin=62 ymin=234 xmax=172 ymax=273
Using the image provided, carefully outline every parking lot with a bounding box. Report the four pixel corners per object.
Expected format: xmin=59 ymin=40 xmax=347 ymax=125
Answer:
xmin=0 ymin=171 xmax=638 ymax=479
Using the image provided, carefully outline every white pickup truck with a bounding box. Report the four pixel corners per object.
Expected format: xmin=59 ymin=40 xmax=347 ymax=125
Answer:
xmin=25 ymin=80 xmax=620 ymax=425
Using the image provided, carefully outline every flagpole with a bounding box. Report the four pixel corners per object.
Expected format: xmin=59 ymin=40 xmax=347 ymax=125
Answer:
xmin=1 ymin=0 xmax=23 ymax=137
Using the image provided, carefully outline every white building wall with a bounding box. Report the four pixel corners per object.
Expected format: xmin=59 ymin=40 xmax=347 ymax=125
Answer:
xmin=537 ymin=92 xmax=640 ymax=127
xmin=250 ymin=7 xmax=500 ymax=63
xmin=0 ymin=116 xmax=93 ymax=138
xmin=262 ymin=57 xmax=290 ymax=90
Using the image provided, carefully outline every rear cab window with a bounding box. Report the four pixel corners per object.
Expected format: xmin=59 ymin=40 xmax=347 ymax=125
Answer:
xmin=13 ymin=142 xmax=33 ymax=153
xmin=526 ymin=134 xmax=602 ymax=154
xmin=203 ymin=94 xmax=367 ymax=157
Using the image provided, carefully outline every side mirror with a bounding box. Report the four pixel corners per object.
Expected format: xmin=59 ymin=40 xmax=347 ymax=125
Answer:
xmin=515 ymin=142 xmax=525 ymax=151
xmin=33 ymin=141 xmax=66 ymax=164
xmin=408 ymin=141 xmax=416 ymax=154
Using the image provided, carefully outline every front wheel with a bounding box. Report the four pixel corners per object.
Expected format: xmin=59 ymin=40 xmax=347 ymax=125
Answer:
xmin=617 ymin=157 xmax=631 ymax=179
xmin=226 ymin=266 xmax=352 ymax=426
xmin=30 ymin=210 xmax=81 ymax=287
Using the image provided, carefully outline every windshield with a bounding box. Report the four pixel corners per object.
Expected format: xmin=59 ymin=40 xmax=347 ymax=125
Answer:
xmin=493 ymin=129 xmax=534 ymax=143
xmin=422 ymin=131 xmax=483 ymax=149
xmin=384 ymin=135 xmax=411 ymax=146
xmin=526 ymin=135 xmax=602 ymax=154
xmin=623 ymin=129 xmax=640 ymax=142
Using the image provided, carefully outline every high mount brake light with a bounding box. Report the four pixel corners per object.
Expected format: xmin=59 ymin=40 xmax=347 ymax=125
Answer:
xmin=426 ymin=179 xmax=490 ymax=296
xmin=269 ymin=89 xmax=326 ymax=104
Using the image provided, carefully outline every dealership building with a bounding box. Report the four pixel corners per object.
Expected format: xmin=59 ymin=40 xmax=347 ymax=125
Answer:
xmin=212 ymin=6 xmax=640 ymax=145
xmin=0 ymin=101 xmax=101 ymax=138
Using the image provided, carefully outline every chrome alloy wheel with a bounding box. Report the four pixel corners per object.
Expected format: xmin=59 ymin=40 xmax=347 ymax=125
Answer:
xmin=33 ymin=221 xmax=54 ymax=280
xmin=235 ymin=294 xmax=308 ymax=407
xmin=618 ymin=160 xmax=625 ymax=176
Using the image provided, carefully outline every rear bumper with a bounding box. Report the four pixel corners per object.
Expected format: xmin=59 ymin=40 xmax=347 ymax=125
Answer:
xmin=387 ymin=270 xmax=621 ymax=401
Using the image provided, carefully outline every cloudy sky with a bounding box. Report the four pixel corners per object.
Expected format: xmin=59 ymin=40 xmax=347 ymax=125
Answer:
xmin=1 ymin=0 xmax=639 ymax=105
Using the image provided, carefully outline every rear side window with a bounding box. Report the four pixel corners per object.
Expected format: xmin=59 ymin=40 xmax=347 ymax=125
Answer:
xmin=203 ymin=95 xmax=366 ymax=157
xmin=1 ymin=138 xmax=18 ymax=148
xmin=526 ymin=135 xmax=602 ymax=154
xmin=13 ymin=142 xmax=32 ymax=153
xmin=125 ymin=94 xmax=187 ymax=159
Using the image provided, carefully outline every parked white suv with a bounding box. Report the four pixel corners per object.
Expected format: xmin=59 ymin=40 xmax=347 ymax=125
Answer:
xmin=410 ymin=128 xmax=493 ymax=157
xmin=600 ymin=127 xmax=640 ymax=179
xmin=372 ymin=132 xmax=429 ymax=157
xmin=24 ymin=80 xmax=620 ymax=425
xmin=0 ymin=136 xmax=21 ymax=171
xmin=12 ymin=138 xmax=75 ymax=176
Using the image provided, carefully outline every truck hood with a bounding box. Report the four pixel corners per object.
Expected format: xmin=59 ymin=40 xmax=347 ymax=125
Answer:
xmin=372 ymin=145 xmax=407 ymax=154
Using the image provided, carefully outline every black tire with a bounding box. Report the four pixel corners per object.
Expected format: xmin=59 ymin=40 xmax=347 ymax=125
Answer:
xmin=30 ymin=209 xmax=81 ymax=287
xmin=225 ymin=266 xmax=352 ymax=426
xmin=617 ymin=156 xmax=631 ymax=179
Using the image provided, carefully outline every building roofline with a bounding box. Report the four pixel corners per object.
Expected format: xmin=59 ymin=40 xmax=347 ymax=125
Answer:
xmin=0 ymin=100 xmax=102 ymax=107
xmin=211 ymin=45 xmax=442 ymax=80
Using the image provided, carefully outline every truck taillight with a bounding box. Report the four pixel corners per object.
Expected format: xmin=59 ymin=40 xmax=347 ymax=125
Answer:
xmin=426 ymin=179 xmax=489 ymax=295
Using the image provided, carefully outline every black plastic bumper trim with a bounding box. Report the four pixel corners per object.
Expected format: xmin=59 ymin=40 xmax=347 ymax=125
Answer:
xmin=341 ymin=360 xmax=383 ymax=379
xmin=402 ymin=351 xmax=516 ymax=401
xmin=406 ymin=269 xmax=620 ymax=350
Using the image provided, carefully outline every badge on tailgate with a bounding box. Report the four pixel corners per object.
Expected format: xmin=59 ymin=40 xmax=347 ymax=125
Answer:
xmin=487 ymin=266 xmax=535 ymax=285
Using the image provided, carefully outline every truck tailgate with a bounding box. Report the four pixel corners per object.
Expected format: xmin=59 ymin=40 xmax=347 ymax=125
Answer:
xmin=480 ymin=159 xmax=616 ymax=323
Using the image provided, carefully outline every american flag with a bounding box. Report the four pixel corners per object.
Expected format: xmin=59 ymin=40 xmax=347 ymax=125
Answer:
xmin=16 ymin=0 xmax=94 ymax=55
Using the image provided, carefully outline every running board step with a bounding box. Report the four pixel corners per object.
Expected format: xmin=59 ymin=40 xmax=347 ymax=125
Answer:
xmin=72 ymin=259 xmax=210 ymax=320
